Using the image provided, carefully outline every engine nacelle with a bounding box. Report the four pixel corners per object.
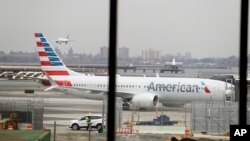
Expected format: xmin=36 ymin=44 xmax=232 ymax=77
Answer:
xmin=131 ymin=93 xmax=159 ymax=109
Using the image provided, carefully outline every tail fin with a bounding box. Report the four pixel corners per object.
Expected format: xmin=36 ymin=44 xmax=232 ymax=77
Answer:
xmin=34 ymin=33 xmax=80 ymax=76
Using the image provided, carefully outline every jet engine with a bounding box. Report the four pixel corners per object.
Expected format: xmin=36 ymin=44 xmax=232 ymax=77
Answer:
xmin=131 ymin=93 xmax=159 ymax=109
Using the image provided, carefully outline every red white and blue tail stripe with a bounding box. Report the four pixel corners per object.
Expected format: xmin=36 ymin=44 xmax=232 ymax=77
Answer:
xmin=34 ymin=33 xmax=82 ymax=87
xmin=35 ymin=33 xmax=80 ymax=77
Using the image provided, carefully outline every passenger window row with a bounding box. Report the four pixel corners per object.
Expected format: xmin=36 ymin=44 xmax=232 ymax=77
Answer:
xmin=73 ymin=83 xmax=147 ymax=89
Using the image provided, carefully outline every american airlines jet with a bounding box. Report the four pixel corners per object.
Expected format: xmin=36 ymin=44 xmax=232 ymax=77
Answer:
xmin=34 ymin=33 xmax=234 ymax=109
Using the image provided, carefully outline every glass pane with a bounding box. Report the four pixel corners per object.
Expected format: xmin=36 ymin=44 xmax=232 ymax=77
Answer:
xmin=0 ymin=0 xmax=108 ymax=140
xmin=117 ymin=0 xmax=240 ymax=140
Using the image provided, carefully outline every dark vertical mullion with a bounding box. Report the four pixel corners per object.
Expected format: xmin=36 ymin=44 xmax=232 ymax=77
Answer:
xmin=239 ymin=0 xmax=248 ymax=125
xmin=108 ymin=0 xmax=118 ymax=141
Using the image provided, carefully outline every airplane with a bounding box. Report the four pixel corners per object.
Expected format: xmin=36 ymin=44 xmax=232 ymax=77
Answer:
xmin=55 ymin=34 xmax=74 ymax=44
xmin=34 ymin=33 xmax=235 ymax=109
xmin=164 ymin=58 xmax=184 ymax=73
xmin=165 ymin=58 xmax=182 ymax=66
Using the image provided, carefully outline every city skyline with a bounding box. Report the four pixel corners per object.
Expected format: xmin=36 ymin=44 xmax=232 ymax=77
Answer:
xmin=0 ymin=46 xmax=238 ymax=60
xmin=0 ymin=46 xmax=240 ymax=70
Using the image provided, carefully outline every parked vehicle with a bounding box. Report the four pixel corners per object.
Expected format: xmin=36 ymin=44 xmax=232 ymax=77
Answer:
xmin=124 ymin=115 xmax=178 ymax=126
xmin=69 ymin=114 xmax=104 ymax=131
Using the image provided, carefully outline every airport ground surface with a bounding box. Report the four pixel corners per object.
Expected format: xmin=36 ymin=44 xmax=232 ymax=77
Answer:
xmin=0 ymin=80 xmax=231 ymax=141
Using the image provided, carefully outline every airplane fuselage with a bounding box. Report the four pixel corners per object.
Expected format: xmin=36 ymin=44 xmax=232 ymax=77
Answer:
xmin=51 ymin=75 xmax=230 ymax=103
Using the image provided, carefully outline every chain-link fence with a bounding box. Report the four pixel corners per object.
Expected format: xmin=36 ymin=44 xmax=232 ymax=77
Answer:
xmin=0 ymin=97 xmax=44 ymax=129
xmin=191 ymin=101 xmax=242 ymax=135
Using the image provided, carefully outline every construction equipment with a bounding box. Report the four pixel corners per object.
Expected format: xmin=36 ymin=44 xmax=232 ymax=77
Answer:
xmin=0 ymin=113 xmax=18 ymax=130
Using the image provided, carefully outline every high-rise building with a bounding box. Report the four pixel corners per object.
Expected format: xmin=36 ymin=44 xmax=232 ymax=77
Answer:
xmin=156 ymin=51 xmax=161 ymax=59
xmin=142 ymin=48 xmax=160 ymax=60
xmin=118 ymin=47 xmax=129 ymax=59
xmin=100 ymin=46 xmax=109 ymax=58
xmin=148 ymin=48 xmax=155 ymax=60
xmin=142 ymin=50 xmax=148 ymax=60
xmin=68 ymin=47 xmax=74 ymax=56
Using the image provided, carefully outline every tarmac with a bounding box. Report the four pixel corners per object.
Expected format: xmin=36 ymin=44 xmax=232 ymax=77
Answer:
xmin=0 ymin=80 xmax=230 ymax=141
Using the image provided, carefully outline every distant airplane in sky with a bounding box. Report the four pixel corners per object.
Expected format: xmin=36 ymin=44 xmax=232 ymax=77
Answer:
xmin=34 ymin=33 xmax=235 ymax=109
xmin=55 ymin=34 xmax=74 ymax=44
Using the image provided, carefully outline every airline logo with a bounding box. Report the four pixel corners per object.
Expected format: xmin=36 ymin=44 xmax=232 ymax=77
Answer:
xmin=201 ymin=81 xmax=211 ymax=93
xmin=35 ymin=33 xmax=63 ymax=66
xmin=147 ymin=81 xmax=211 ymax=94
xmin=34 ymin=33 xmax=69 ymax=76
xmin=147 ymin=82 xmax=200 ymax=93
xmin=35 ymin=33 xmax=72 ymax=87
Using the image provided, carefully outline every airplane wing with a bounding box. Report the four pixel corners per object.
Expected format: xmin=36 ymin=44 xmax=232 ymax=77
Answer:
xmin=44 ymin=74 xmax=59 ymax=91
xmin=34 ymin=74 xmax=135 ymax=98
xmin=66 ymin=86 xmax=135 ymax=98
xmin=22 ymin=75 xmax=47 ymax=82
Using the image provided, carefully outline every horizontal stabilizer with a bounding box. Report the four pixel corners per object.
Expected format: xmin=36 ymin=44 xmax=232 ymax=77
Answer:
xmin=45 ymin=85 xmax=58 ymax=91
xmin=44 ymin=72 xmax=58 ymax=91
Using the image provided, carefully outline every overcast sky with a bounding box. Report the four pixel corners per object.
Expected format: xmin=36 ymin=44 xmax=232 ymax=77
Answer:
xmin=0 ymin=0 xmax=241 ymax=58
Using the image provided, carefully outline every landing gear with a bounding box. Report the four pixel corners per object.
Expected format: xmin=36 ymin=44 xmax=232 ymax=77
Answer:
xmin=122 ymin=102 xmax=131 ymax=110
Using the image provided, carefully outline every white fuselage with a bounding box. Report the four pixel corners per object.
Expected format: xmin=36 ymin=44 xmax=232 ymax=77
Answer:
xmin=51 ymin=75 xmax=231 ymax=103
